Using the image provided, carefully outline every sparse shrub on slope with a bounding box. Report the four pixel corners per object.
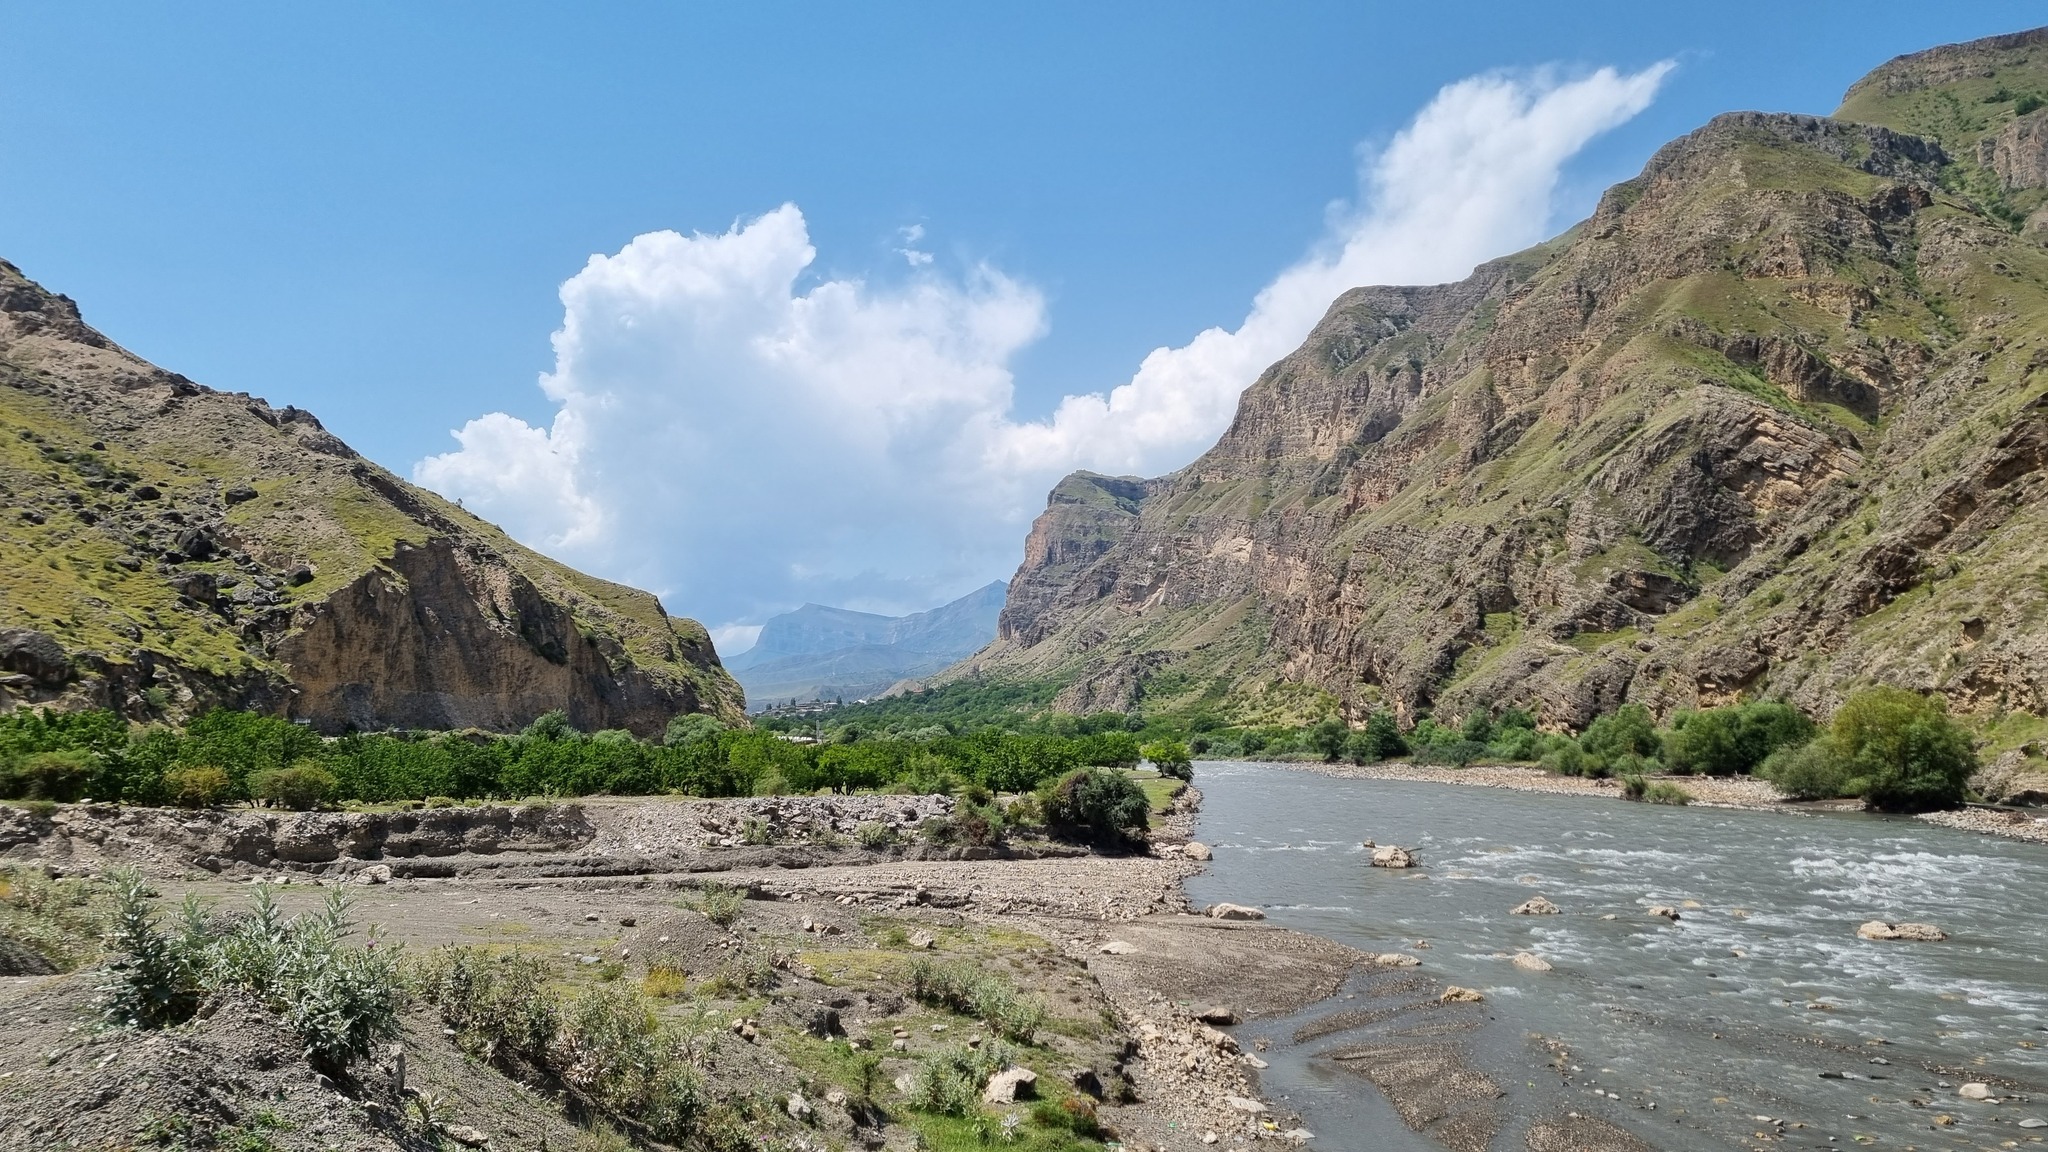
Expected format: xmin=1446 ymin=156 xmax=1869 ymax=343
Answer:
xmin=99 ymin=873 xmax=403 ymax=1074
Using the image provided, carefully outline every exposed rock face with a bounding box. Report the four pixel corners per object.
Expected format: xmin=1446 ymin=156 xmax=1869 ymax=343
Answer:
xmin=970 ymin=28 xmax=2048 ymax=733
xmin=0 ymin=260 xmax=742 ymax=733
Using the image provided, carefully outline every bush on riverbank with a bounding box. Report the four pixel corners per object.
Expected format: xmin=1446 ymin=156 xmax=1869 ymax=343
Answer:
xmin=1760 ymin=687 xmax=1977 ymax=811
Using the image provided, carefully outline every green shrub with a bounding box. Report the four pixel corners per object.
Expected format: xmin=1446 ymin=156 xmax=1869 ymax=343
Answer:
xmin=1346 ymin=712 xmax=1407 ymax=763
xmin=907 ymin=958 xmax=1048 ymax=1043
xmin=1459 ymin=710 xmax=1495 ymax=746
xmin=1643 ymin=781 xmax=1692 ymax=805
xmin=1541 ymin=743 xmax=1592 ymax=777
xmin=558 ymin=983 xmax=705 ymax=1138
xmin=0 ymin=750 xmax=95 ymax=802
xmin=411 ymin=946 xmax=559 ymax=1063
xmin=1141 ymin=740 xmax=1193 ymax=781
xmin=100 ymin=876 xmax=402 ymax=1074
xmin=691 ymin=883 xmax=747 ymax=927
xmin=1308 ymin=717 xmax=1350 ymax=761
xmin=163 ymin=765 xmax=231 ymax=808
xmin=1039 ymin=768 xmax=1149 ymax=849
xmin=855 ymin=820 xmax=897 ymax=849
xmin=1663 ymin=701 xmax=1814 ymax=776
xmin=663 ymin=713 xmax=726 ymax=747
xmin=1832 ymin=687 xmax=1977 ymax=812
xmin=908 ymin=1040 xmax=1015 ymax=1116
xmin=1579 ymin=704 xmax=1661 ymax=774
xmin=249 ymin=761 xmax=339 ymax=811
xmin=1762 ymin=739 xmax=1855 ymax=800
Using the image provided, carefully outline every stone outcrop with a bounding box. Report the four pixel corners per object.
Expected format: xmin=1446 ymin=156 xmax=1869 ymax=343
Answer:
xmin=0 ymin=260 xmax=743 ymax=733
xmin=1857 ymin=920 xmax=1947 ymax=942
xmin=965 ymin=28 xmax=2048 ymax=734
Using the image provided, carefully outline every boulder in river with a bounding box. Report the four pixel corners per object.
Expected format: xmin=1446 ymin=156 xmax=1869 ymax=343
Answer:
xmin=1858 ymin=920 xmax=1946 ymax=942
xmin=1512 ymin=951 xmax=1553 ymax=972
xmin=1206 ymin=902 xmax=1264 ymax=921
xmin=1195 ymin=1005 xmax=1238 ymax=1025
xmin=1184 ymin=841 xmax=1212 ymax=861
xmin=1647 ymin=905 xmax=1681 ymax=921
xmin=1511 ymin=896 xmax=1560 ymax=916
xmin=1958 ymin=1082 xmax=1994 ymax=1100
xmin=1440 ymin=986 xmax=1485 ymax=1003
xmin=1370 ymin=845 xmax=1417 ymax=869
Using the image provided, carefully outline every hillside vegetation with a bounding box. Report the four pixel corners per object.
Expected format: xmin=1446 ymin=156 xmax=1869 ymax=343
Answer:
xmin=0 ymin=260 xmax=742 ymax=735
xmin=965 ymin=28 xmax=2048 ymax=755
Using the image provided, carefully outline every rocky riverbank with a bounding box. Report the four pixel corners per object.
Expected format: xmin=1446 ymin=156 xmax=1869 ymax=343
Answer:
xmin=1246 ymin=758 xmax=1792 ymax=809
xmin=0 ymin=783 xmax=1349 ymax=1152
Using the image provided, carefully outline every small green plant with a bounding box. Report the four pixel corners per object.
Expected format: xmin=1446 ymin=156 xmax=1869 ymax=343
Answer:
xmin=100 ymin=875 xmax=403 ymax=1074
xmin=907 ymin=958 xmax=1048 ymax=1043
xmin=908 ymin=1041 xmax=1015 ymax=1116
xmin=855 ymin=820 xmax=897 ymax=849
xmin=690 ymin=883 xmax=747 ymax=927
xmin=740 ymin=817 xmax=774 ymax=845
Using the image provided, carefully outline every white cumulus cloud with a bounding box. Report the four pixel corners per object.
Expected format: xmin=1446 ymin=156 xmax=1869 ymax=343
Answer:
xmin=415 ymin=62 xmax=1672 ymax=638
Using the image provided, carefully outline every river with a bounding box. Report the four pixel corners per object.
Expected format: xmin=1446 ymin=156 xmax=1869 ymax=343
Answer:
xmin=1184 ymin=760 xmax=2048 ymax=1151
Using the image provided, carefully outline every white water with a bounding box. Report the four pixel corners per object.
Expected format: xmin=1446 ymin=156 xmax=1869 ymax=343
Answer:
xmin=1186 ymin=761 xmax=2048 ymax=1150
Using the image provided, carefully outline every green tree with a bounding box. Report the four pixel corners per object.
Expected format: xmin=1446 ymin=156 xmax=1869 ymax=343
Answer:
xmin=1578 ymin=704 xmax=1661 ymax=775
xmin=1346 ymin=712 xmax=1407 ymax=763
xmin=1039 ymin=768 xmax=1149 ymax=849
xmin=249 ymin=761 xmax=339 ymax=811
xmin=1832 ymin=687 xmax=1976 ymax=812
xmin=1459 ymin=710 xmax=1495 ymax=746
xmin=1141 ymin=739 xmax=1192 ymax=781
xmin=1308 ymin=717 xmax=1350 ymax=762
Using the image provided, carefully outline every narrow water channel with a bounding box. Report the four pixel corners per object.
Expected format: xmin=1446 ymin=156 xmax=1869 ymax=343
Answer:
xmin=1185 ymin=761 xmax=2048 ymax=1151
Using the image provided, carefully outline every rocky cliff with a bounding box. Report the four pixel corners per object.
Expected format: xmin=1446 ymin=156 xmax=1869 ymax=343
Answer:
xmin=0 ymin=260 xmax=744 ymax=734
xmin=969 ymin=28 xmax=2048 ymax=740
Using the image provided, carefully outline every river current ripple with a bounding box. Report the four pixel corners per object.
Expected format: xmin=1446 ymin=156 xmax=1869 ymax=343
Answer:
xmin=1185 ymin=761 xmax=2048 ymax=1151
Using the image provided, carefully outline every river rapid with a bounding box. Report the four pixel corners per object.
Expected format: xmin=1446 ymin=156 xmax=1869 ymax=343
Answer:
xmin=1185 ymin=760 xmax=2048 ymax=1151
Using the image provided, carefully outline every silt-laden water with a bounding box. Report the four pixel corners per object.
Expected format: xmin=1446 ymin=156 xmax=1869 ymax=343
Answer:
xmin=1185 ymin=761 xmax=2048 ymax=1150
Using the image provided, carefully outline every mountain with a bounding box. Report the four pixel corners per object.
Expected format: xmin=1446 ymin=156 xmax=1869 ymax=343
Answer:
xmin=962 ymin=28 xmax=2048 ymax=740
xmin=0 ymin=259 xmax=744 ymax=735
xmin=730 ymin=581 xmax=1006 ymax=707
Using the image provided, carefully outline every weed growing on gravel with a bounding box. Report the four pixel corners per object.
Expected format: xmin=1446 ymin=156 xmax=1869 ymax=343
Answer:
xmin=99 ymin=872 xmax=404 ymax=1074
xmin=688 ymin=883 xmax=747 ymax=927
xmin=855 ymin=820 xmax=897 ymax=848
xmin=907 ymin=958 xmax=1048 ymax=1043
xmin=414 ymin=947 xmax=706 ymax=1142
xmin=573 ymin=1124 xmax=637 ymax=1152
xmin=908 ymin=1041 xmax=1015 ymax=1117
xmin=410 ymin=946 xmax=559 ymax=1063
xmin=740 ymin=816 xmax=774 ymax=845
xmin=0 ymin=865 xmax=110 ymax=971
xmin=642 ymin=963 xmax=689 ymax=999
xmin=559 ymin=984 xmax=706 ymax=1139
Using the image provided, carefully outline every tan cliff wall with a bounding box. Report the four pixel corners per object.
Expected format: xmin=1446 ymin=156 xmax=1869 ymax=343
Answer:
xmin=968 ymin=29 xmax=2048 ymax=739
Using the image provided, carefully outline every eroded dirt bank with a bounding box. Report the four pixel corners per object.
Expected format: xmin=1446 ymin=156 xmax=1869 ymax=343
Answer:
xmin=0 ymin=786 xmax=1667 ymax=1152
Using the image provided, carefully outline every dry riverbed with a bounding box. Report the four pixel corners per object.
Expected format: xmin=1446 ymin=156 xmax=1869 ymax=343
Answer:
xmin=0 ymin=785 xmax=1384 ymax=1152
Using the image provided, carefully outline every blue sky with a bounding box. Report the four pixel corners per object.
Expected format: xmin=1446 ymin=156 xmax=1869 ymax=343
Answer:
xmin=4 ymin=3 xmax=2039 ymax=648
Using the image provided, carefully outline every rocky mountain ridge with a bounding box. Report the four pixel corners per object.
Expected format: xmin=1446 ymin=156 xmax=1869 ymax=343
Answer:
xmin=730 ymin=581 xmax=1007 ymax=707
xmin=0 ymin=259 xmax=743 ymax=734
xmin=964 ymin=28 xmax=2048 ymax=744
